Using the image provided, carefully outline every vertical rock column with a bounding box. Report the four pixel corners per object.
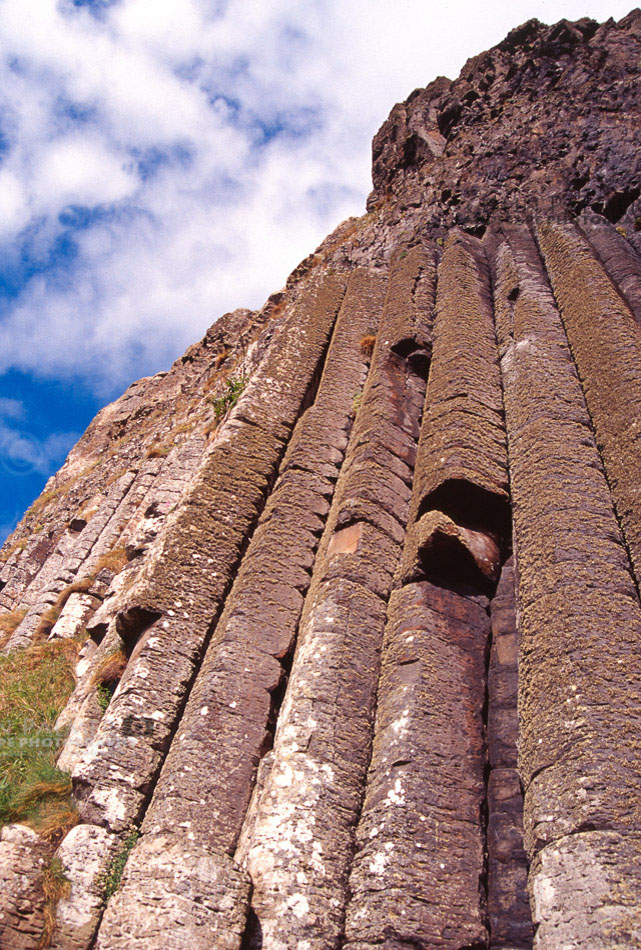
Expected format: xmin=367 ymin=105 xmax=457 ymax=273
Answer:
xmin=344 ymin=231 xmax=508 ymax=949
xmin=344 ymin=580 xmax=491 ymax=950
xmin=495 ymin=227 xmax=641 ymax=948
xmin=237 ymin=244 xmax=435 ymax=950
xmin=536 ymin=220 xmax=641 ymax=589
xmin=410 ymin=232 xmax=509 ymax=537
xmin=0 ymin=825 xmax=50 ymax=950
xmin=486 ymin=557 xmax=533 ymax=949
xmin=578 ymin=216 xmax=641 ymax=326
xmin=3 ymin=471 xmax=139 ymax=654
xmin=0 ymin=533 xmax=59 ymax=612
xmin=68 ymin=272 xmax=346 ymax=836
xmin=92 ymin=269 xmax=386 ymax=950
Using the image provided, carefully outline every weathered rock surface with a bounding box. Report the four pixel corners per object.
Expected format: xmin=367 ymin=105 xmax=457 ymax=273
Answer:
xmin=95 ymin=836 xmax=251 ymax=950
xmin=51 ymin=824 xmax=119 ymax=950
xmin=2 ymin=9 xmax=641 ymax=950
xmin=0 ymin=825 xmax=49 ymax=949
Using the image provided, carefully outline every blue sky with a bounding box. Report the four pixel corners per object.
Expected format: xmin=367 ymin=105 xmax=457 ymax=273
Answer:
xmin=0 ymin=0 xmax=634 ymax=544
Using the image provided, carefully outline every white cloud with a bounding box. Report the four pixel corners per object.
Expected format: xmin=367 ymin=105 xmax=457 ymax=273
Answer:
xmin=36 ymin=136 xmax=136 ymax=208
xmin=0 ymin=0 xmax=634 ymax=394
xmin=0 ymin=170 xmax=27 ymax=236
xmin=0 ymin=398 xmax=25 ymax=421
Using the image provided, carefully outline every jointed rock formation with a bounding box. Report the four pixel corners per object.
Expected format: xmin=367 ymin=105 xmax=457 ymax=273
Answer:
xmin=1 ymin=10 xmax=641 ymax=949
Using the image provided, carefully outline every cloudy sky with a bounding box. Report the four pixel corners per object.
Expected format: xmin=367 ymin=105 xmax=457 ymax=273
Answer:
xmin=0 ymin=0 xmax=634 ymax=541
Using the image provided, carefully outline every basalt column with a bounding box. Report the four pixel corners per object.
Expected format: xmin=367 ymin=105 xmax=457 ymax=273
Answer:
xmin=93 ymin=268 xmax=386 ymax=950
xmin=578 ymin=216 xmax=641 ymax=327
xmin=237 ymin=243 xmax=435 ymax=949
xmin=344 ymin=231 xmax=511 ymax=949
xmin=70 ymin=272 xmax=347 ymax=837
xmin=35 ymin=273 xmax=348 ymax=950
xmin=495 ymin=226 xmax=641 ymax=948
xmin=486 ymin=556 xmax=533 ymax=949
xmin=536 ymin=220 xmax=641 ymax=590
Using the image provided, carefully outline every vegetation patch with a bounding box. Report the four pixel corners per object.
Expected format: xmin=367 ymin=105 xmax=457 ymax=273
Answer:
xmin=107 ymin=435 xmax=129 ymax=458
xmin=39 ymin=856 xmax=71 ymax=949
xmin=96 ymin=684 xmax=115 ymax=715
xmin=94 ymin=547 xmax=130 ymax=575
xmin=0 ymin=608 xmax=27 ymax=648
xmin=92 ymin=649 xmax=128 ymax=688
xmin=0 ymin=538 xmax=27 ymax=563
xmin=92 ymin=649 xmax=128 ymax=715
xmin=145 ymin=442 xmax=172 ymax=459
xmin=74 ymin=503 xmax=99 ymax=525
xmin=0 ymin=639 xmax=81 ymax=843
xmin=203 ymin=418 xmax=218 ymax=440
xmin=170 ymin=421 xmax=195 ymax=438
xmin=34 ymin=578 xmax=95 ymax=641
xmin=327 ymin=212 xmax=373 ymax=254
xmin=207 ymin=375 xmax=248 ymax=423
xmin=359 ymin=335 xmax=377 ymax=357
xmin=267 ymin=296 xmax=286 ymax=322
xmin=26 ymin=489 xmax=63 ymax=518
xmin=101 ymin=827 xmax=140 ymax=903
xmin=26 ymin=463 xmax=99 ymax=519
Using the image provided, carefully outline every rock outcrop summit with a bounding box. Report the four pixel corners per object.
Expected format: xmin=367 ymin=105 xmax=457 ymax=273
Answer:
xmin=1 ymin=10 xmax=641 ymax=949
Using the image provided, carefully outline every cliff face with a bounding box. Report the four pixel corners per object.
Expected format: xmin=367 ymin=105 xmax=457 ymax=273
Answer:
xmin=1 ymin=11 xmax=641 ymax=950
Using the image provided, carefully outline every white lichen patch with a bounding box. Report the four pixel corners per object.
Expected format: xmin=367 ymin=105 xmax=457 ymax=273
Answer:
xmin=386 ymin=778 xmax=406 ymax=806
xmin=274 ymin=763 xmax=294 ymax=788
xmin=91 ymin=787 xmax=128 ymax=825
xmin=369 ymin=851 xmax=387 ymax=874
xmin=287 ymin=893 xmax=310 ymax=917
xmin=391 ymin=710 xmax=410 ymax=735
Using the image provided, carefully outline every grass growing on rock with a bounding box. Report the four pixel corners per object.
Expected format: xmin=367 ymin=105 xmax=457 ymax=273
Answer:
xmin=101 ymin=827 xmax=140 ymax=903
xmin=92 ymin=649 xmax=128 ymax=715
xmin=0 ymin=538 xmax=27 ymax=563
xmin=145 ymin=442 xmax=172 ymax=459
xmin=94 ymin=547 xmax=130 ymax=575
xmin=207 ymin=375 xmax=248 ymax=422
xmin=96 ymin=684 xmax=115 ymax=714
xmin=0 ymin=608 xmax=27 ymax=647
xmin=359 ymin=334 xmax=377 ymax=357
xmin=40 ymin=856 xmax=71 ymax=949
xmin=33 ymin=578 xmax=95 ymax=641
xmin=0 ymin=639 xmax=81 ymax=842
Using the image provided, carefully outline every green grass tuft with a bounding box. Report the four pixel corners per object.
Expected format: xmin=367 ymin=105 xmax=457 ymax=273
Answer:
xmin=102 ymin=828 xmax=140 ymax=903
xmin=96 ymin=683 xmax=116 ymax=715
xmin=0 ymin=640 xmax=80 ymax=841
xmin=39 ymin=855 xmax=71 ymax=949
xmin=207 ymin=375 xmax=248 ymax=422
